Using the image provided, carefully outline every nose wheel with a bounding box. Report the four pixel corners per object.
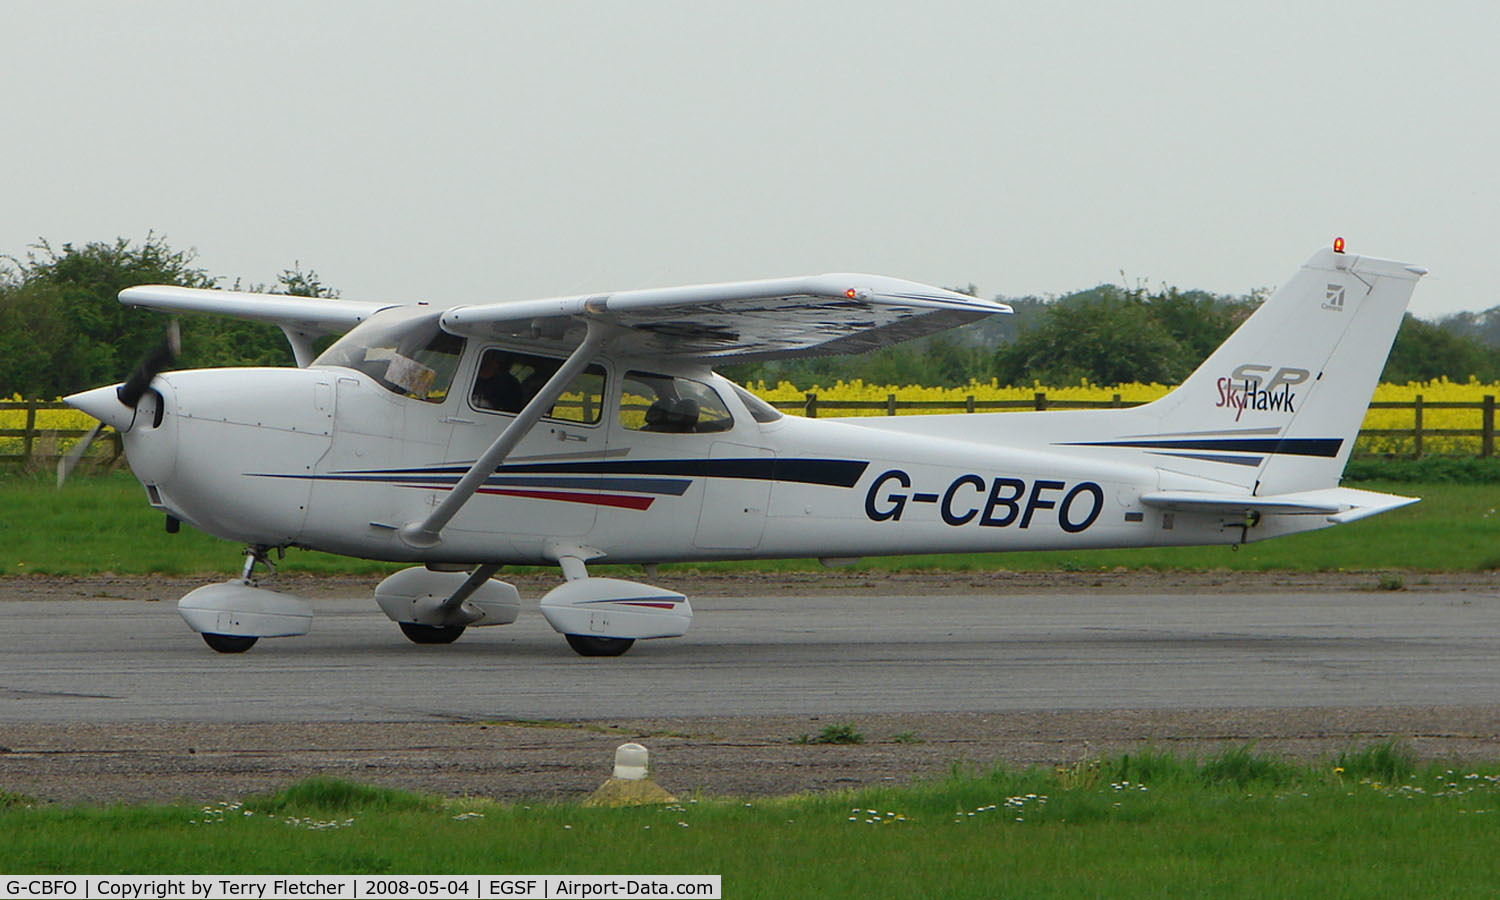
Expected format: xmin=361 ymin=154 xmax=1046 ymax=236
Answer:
xmin=178 ymin=545 xmax=312 ymax=654
xmin=202 ymin=633 xmax=259 ymax=654
xmin=200 ymin=547 xmax=274 ymax=654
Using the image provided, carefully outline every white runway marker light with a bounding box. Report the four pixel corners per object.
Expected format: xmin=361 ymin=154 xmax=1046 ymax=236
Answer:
xmin=584 ymin=742 xmax=677 ymax=807
xmin=614 ymin=743 xmax=650 ymax=780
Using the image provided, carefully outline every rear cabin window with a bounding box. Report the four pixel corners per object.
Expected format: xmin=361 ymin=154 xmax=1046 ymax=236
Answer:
xmin=731 ymin=383 xmax=784 ymax=423
xmin=619 ymin=371 xmax=734 ymax=434
xmin=470 ymin=348 xmax=606 ymax=424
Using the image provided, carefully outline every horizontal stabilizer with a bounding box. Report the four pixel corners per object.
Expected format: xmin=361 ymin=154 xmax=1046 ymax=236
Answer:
xmin=1141 ymin=487 xmax=1418 ymax=523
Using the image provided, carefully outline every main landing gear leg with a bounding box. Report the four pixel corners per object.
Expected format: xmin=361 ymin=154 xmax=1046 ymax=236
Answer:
xmin=373 ymin=565 xmax=522 ymax=644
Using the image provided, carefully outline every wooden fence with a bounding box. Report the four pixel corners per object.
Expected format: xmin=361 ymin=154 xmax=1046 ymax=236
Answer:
xmin=3 ymin=394 xmax=1496 ymax=466
xmin=1 ymin=401 xmax=123 ymax=467
xmin=782 ymin=392 xmax=1498 ymax=458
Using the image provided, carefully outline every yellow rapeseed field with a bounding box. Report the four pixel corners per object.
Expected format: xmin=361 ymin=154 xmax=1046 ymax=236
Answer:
xmin=751 ymin=378 xmax=1500 ymax=456
xmin=5 ymin=379 xmax=1499 ymax=457
xmin=751 ymin=379 xmax=1172 ymax=408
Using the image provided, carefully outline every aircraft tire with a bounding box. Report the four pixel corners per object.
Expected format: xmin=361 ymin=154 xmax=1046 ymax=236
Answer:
xmin=399 ymin=622 xmax=467 ymax=644
xmin=202 ymin=633 xmax=258 ymax=653
xmin=564 ymin=634 xmax=635 ymax=657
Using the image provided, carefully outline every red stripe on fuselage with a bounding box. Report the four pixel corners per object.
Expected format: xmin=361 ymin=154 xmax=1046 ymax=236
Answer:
xmin=473 ymin=487 xmax=656 ymax=510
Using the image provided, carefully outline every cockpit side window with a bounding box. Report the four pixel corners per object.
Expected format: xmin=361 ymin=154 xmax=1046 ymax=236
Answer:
xmin=313 ymin=313 xmax=465 ymax=403
xmin=620 ymin=371 xmax=734 ymax=434
xmin=470 ymin=348 xmax=606 ymax=424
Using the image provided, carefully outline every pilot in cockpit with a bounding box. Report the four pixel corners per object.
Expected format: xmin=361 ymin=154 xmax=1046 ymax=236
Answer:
xmin=472 ymin=350 xmax=525 ymax=413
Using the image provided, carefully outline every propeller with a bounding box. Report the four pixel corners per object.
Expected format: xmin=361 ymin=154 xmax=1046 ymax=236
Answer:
xmin=55 ymin=421 xmax=105 ymax=489
xmin=117 ymin=319 xmax=181 ymax=408
xmin=58 ymin=320 xmax=181 ymax=489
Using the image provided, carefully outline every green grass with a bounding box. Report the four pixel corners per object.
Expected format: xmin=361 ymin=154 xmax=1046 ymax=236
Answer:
xmin=1343 ymin=455 xmax=1500 ymax=483
xmin=3 ymin=472 xmax=1498 ymax=576
xmin=1335 ymin=741 xmax=1419 ymax=783
xmin=0 ymin=471 xmax=403 ymax=577
xmin=3 ymin=749 xmax=1499 ymax=897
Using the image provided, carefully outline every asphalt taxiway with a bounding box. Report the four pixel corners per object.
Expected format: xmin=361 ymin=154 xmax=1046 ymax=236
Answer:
xmin=2 ymin=587 xmax=1497 ymax=723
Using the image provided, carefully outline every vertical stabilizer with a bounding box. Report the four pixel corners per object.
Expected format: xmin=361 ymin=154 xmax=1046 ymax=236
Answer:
xmin=1138 ymin=245 xmax=1425 ymax=493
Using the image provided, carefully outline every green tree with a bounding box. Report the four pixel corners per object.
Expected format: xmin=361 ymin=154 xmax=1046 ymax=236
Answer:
xmin=1147 ymin=286 xmax=1258 ymax=361
xmin=0 ymin=236 xmax=340 ymax=398
xmin=992 ymin=287 xmax=1194 ymax=386
xmin=0 ymin=278 xmax=73 ymax=398
xmin=1436 ymin=306 xmax=1500 ymax=349
xmin=1380 ymin=313 xmax=1500 ymax=383
xmin=0 ymin=235 xmax=213 ymax=398
xmin=189 ymin=263 xmax=343 ymax=369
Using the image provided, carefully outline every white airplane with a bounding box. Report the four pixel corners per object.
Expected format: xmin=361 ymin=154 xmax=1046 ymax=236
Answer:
xmin=64 ymin=242 xmax=1425 ymax=656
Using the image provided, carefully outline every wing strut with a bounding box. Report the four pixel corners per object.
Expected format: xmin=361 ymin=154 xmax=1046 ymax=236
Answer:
xmin=280 ymin=326 xmax=319 ymax=367
xmin=397 ymin=320 xmax=609 ymax=548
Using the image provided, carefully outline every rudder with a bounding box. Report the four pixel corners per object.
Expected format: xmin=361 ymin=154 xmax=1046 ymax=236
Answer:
xmin=1136 ymin=245 xmax=1425 ymax=494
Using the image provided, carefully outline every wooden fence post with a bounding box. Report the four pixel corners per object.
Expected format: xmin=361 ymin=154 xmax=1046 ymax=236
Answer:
xmin=21 ymin=403 xmax=37 ymax=465
xmin=1112 ymin=393 xmax=1122 ymax=408
xmin=804 ymin=392 xmax=818 ymax=418
xmin=1484 ymin=395 xmax=1495 ymax=458
xmin=1034 ymin=391 xmax=1047 ymax=411
xmin=966 ymin=394 xmax=975 ymax=414
xmin=886 ymin=393 xmax=896 ymax=416
xmin=1413 ymin=394 xmax=1423 ymax=459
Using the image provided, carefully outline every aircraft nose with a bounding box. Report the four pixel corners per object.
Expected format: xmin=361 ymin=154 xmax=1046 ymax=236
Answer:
xmin=64 ymin=384 xmax=138 ymax=432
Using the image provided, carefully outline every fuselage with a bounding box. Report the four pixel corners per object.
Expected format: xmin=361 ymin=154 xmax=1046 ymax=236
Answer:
xmin=106 ymin=341 xmax=1256 ymax=569
xmin=57 ymin=246 xmax=1425 ymax=655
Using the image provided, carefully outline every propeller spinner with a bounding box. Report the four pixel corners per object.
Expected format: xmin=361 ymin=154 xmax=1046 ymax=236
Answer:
xmin=58 ymin=320 xmax=180 ymax=487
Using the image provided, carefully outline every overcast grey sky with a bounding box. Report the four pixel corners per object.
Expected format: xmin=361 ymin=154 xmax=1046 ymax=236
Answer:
xmin=4 ymin=1 xmax=1495 ymax=319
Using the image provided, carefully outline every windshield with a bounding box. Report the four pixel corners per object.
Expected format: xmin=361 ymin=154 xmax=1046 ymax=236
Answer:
xmin=313 ymin=310 xmax=466 ymax=402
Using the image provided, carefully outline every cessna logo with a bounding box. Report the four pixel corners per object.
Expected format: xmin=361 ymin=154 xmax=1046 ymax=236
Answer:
xmin=1215 ymin=364 xmax=1310 ymax=421
xmin=1323 ymin=283 xmax=1346 ymax=312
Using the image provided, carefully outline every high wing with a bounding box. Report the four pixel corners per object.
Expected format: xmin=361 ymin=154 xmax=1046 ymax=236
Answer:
xmin=120 ymin=285 xmax=393 ymax=333
xmin=119 ymin=285 xmax=398 ymax=366
xmin=437 ymin=274 xmax=1011 ymax=362
xmin=122 ymin=275 xmax=1008 ymax=364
